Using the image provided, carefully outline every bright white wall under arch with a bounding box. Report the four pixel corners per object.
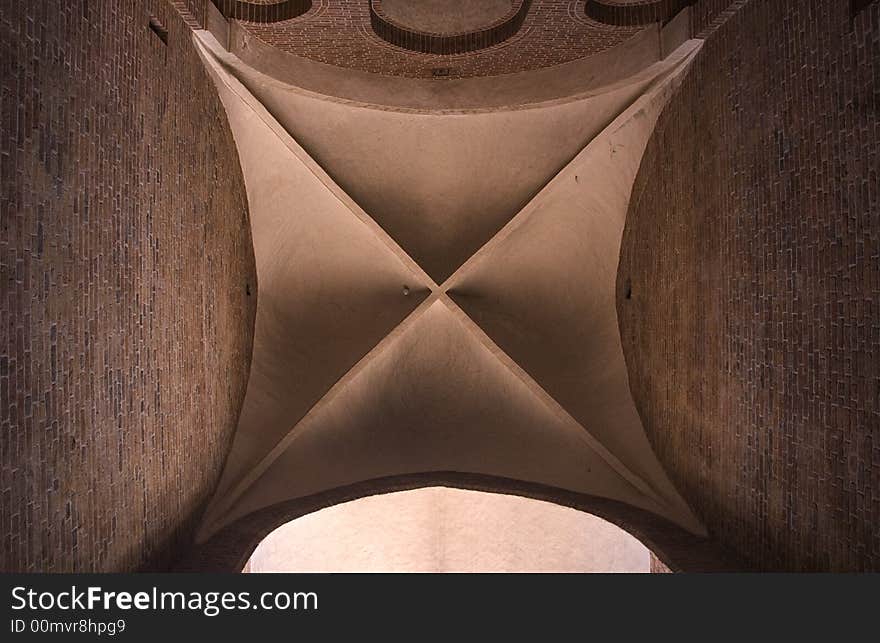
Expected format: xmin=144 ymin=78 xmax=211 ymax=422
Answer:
xmin=244 ymin=487 xmax=650 ymax=572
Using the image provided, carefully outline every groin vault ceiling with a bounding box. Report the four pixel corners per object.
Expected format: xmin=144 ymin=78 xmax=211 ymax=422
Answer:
xmin=191 ymin=12 xmax=707 ymax=545
xmin=3 ymin=0 xmax=878 ymax=574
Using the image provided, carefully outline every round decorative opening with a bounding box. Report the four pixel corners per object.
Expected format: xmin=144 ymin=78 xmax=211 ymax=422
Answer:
xmin=370 ymin=0 xmax=532 ymax=55
xmin=380 ymin=0 xmax=513 ymax=34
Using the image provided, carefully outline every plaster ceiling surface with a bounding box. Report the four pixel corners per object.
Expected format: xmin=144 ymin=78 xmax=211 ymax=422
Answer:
xmin=246 ymin=487 xmax=650 ymax=572
xmin=198 ymin=51 xmax=432 ymax=499
xmin=193 ymin=29 xmax=706 ymax=543
xmin=205 ymin=29 xmax=669 ymax=283
xmin=446 ymin=84 xmax=692 ymax=519
xmin=379 ymin=0 xmax=515 ymax=34
xmin=216 ymin=300 xmax=657 ymax=528
xmin=235 ymin=82 xmax=660 ymax=283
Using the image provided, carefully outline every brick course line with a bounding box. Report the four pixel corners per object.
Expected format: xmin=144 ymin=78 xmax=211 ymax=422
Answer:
xmin=0 ymin=0 xmax=257 ymax=572
xmin=619 ymin=0 xmax=880 ymax=571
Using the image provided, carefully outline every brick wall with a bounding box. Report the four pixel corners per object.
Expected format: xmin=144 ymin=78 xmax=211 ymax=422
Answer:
xmin=618 ymin=0 xmax=880 ymax=571
xmin=0 ymin=0 xmax=256 ymax=571
xmin=174 ymin=0 xmax=208 ymax=27
xmin=690 ymin=0 xmax=732 ymax=32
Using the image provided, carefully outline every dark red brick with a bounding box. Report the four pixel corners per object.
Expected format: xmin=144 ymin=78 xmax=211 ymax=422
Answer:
xmin=0 ymin=0 xmax=257 ymax=572
xmin=619 ymin=0 xmax=880 ymax=572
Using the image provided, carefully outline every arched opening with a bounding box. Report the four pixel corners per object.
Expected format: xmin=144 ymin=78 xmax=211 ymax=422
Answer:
xmin=242 ymin=487 xmax=650 ymax=572
xmin=176 ymin=473 xmax=734 ymax=572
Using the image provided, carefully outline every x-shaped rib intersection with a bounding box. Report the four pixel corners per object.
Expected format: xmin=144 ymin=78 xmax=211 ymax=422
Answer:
xmin=194 ymin=31 xmax=706 ymax=540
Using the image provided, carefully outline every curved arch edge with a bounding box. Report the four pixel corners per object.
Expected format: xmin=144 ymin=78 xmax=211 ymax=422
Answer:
xmin=173 ymin=472 xmax=744 ymax=572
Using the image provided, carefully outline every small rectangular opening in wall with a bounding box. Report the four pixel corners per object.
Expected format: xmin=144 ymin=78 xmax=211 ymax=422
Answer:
xmin=149 ymin=16 xmax=168 ymax=45
xmin=431 ymin=68 xmax=452 ymax=77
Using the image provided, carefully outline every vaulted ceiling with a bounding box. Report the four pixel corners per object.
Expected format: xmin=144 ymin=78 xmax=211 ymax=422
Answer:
xmin=192 ymin=21 xmax=706 ymax=542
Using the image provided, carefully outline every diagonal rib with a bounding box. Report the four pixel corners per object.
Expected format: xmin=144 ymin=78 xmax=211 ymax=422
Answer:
xmin=195 ymin=30 xmax=706 ymax=537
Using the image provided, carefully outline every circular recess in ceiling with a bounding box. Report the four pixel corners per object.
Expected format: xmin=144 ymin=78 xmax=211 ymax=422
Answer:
xmin=370 ymin=0 xmax=532 ymax=54
xmin=380 ymin=0 xmax=513 ymax=34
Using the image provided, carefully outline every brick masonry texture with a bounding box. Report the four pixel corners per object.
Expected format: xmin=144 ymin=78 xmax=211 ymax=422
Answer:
xmin=688 ymin=0 xmax=731 ymax=32
xmin=618 ymin=0 xmax=880 ymax=570
xmin=0 ymin=0 xmax=257 ymax=571
xmin=239 ymin=0 xmax=641 ymax=79
xmin=212 ymin=0 xmax=312 ymax=23
xmin=586 ymin=0 xmax=692 ymax=26
xmin=173 ymin=0 xmax=208 ymax=27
